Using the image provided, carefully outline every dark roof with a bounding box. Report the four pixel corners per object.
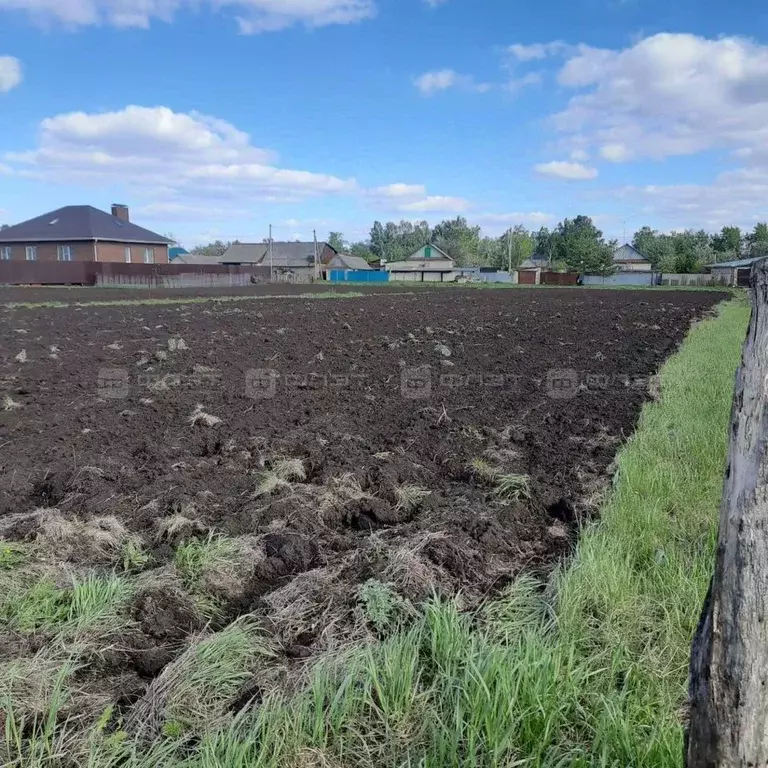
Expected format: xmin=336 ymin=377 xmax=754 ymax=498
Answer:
xmin=220 ymin=241 xmax=332 ymax=268
xmin=266 ymin=241 xmax=329 ymax=268
xmin=172 ymin=252 xmax=226 ymax=265
xmin=0 ymin=206 xmax=172 ymax=244
xmin=707 ymin=256 xmax=766 ymax=269
xmin=613 ymin=243 xmax=650 ymax=263
xmin=220 ymin=243 xmax=269 ymax=264
xmin=326 ymin=253 xmax=373 ymax=271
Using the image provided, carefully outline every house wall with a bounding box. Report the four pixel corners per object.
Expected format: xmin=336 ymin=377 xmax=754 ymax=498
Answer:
xmin=96 ymin=242 xmax=169 ymax=264
xmin=407 ymin=244 xmax=450 ymax=261
xmin=0 ymin=240 xmax=168 ymax=264
xmin=390 ymin=271 xmax=421 ymax=282
xmin=616 ymin=262 xmax=653 ymax=272
xmin=0 ymin=241 xmax=96 ymax=261
xmin=386 ymin=259 xmax=454 ymax=272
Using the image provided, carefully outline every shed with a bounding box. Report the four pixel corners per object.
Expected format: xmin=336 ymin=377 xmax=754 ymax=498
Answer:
xmin=706 ymin=257 xmax=766 ymax=287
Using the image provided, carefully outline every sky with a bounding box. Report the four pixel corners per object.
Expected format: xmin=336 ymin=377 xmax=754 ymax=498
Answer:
xmin=0 ymin=0 xmax=768 ymax=248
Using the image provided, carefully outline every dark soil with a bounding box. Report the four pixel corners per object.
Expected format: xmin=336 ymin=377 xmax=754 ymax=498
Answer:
xmin=0 ymin=287 xmax=726 ymax=704
xmin=0 ymin=281 xmax=427 ymax=305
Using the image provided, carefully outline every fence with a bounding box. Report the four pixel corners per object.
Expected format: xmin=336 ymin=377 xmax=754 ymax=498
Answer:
xmin=0 ymin=261 xmax=272 ymax=287
xmin=540 ymin=271 xmax=579 ymax=286
xmin=328 ymin=270 xmax=389 ymax=283
xmin=661 ymin=273 xmax=728 ymax=287
xmin=582 ymin=272 xmax=661 ymax=287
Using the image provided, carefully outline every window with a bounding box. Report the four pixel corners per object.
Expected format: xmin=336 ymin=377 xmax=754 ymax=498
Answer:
xmin=57 ymin=245 xmax=72 ymax=262
xmin=0 ymin=246 xmax=10 ymax=261
xmin=144 ymin=247 xmax=154 ymax=264
xmin=25 ymin=246 xmax=36 ymax=261
xmin=124 ymin=246 xmax=131 ymax=263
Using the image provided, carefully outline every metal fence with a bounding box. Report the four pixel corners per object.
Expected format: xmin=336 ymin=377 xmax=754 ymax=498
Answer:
xmin=329 ymin=270 xmax=389 ymax=283
xmin=582 ymin=272 xmax=661 ymax=287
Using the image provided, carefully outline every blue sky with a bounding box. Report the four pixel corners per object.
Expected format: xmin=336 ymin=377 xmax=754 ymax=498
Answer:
xmin=0 ymin=0 xmax=767 ymax=248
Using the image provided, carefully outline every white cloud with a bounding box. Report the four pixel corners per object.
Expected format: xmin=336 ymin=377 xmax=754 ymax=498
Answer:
xmin=534 ymin=160 xmax=598 ymax=180
xmin=553 ymin=33 xmax=768 ymax=163
xmin=366 ymin=183 xmax=470 ymax=213
xmin=423 ymin=0 xmax=448 ymax=5
xmin=4 ymin=105 xmax=359 ymax=205
xmin=507 ymin=41 xmax=568 ymax=62
xmin=621 ymin=167 xmax=768 ymax=231
xmin=369 ymin=183 xmax=427 ymax=198
xmin=0 ymin=56 xmax=21 ymax=92
xmin=0 ymin=0 xmax=376 ymax=32
xmin=570 ymin=148 xmax=589 ymax=161
xmin=133 ymin=201 xmax=253 ymax=221
xmin=397 ymin=195 xmax=470 ymax=213
xmin=414 ymin=69 xmax=491 ymax=95
xmin=474 ymin=211 xmax=554 ymax=234
xmin=505 ymin=71 xmax=543 ymax=93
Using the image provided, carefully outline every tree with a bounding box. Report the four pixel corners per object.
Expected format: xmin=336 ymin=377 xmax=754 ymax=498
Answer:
xmin=432 ymin=217 xmax=482 ymax=267
xmin=746 ymin=223 xmax=768 ymax=258
xmin=348 ymin=241 xmax=377 ymax=263
xmin=554 ymin=215 xmax=614 ymax=275
xmin=327 ymin=232 xmax=346 ymax=252
xmin=633 ymin=227 xmax=675 ymax=270
xmin=534 ymin=227 xmax=559 ymax=265
xmin=190 ymin=240 xmax=235 ymax=259
xmin=712 ymin=226 xmax=742 ymax=259
xmin=369 ymin=220 xmax=431 ymax=263
xmin=505 ymin=226 xmax=534 ymax=270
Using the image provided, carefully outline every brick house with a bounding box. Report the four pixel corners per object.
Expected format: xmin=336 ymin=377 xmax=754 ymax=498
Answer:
xmin=0 ymin=204 xmax=172 ymax=264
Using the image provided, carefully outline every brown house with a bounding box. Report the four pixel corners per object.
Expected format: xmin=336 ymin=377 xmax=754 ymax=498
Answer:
xmin=0 ymin=204 xmax=172 ymax=265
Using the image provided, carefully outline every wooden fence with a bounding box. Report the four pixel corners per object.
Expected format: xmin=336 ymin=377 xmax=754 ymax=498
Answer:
xmin=687 ymin=258 xmax=768 ymax=765
xmin=0 ymin=261 xmax=272 ymax=287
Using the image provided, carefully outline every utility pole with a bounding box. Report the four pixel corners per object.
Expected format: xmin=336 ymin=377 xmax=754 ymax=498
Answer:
xmin=269 ymin=224 xmax=273 ymax=282
xmin=507 ymin=227 xmax=513 ymax=273
xmin=313 ymin=229 xmax=319 ymax=281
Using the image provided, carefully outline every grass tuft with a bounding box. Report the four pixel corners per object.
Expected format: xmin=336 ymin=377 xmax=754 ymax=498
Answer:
xmin=393 ymin=485 xmax=431 ymax=513
xmin=174 ymin=533 xmax=238 ymax=588
xmin=493 ymin=473 xmax=531 ymax=501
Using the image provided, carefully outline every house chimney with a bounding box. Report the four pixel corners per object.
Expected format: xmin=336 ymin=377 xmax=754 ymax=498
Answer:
xmin=111 ymin=204 xmax=129 ymax=222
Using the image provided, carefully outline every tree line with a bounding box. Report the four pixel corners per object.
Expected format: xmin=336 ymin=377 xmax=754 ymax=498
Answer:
xmin=188 ymin=218 xmax=768 ymax=274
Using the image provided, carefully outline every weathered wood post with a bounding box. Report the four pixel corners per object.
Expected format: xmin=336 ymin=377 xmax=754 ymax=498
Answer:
xmin=687 ymin=259 xmax=768 ymax=766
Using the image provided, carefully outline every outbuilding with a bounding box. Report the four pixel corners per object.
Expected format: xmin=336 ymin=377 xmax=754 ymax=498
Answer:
xmin=706 ymin=257 xmax=766 ymax=287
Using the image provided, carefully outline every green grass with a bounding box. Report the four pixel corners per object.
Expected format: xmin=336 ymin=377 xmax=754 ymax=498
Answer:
xmin=0 ymin=572 xmax=133 ymax=636
xmin=1 ymin=290 xmax=370 ymax=309
xmin=0 ymin=297 xmax=749 ymax=766
xmin=174 ymin=534 xmax=239 ymax=588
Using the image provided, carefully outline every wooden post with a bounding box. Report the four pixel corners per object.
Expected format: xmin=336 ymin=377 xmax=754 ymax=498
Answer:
xmin=687 ymin=258 xmax=768 ymax=766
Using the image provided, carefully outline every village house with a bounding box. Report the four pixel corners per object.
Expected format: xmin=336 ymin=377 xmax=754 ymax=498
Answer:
xmin=385 ymin=243 xmax=455 ymax=282
xmin=613 ymin=243 xmax=653 ymax=272
xmin=0 ymin=204 xmax=172 ymax=264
